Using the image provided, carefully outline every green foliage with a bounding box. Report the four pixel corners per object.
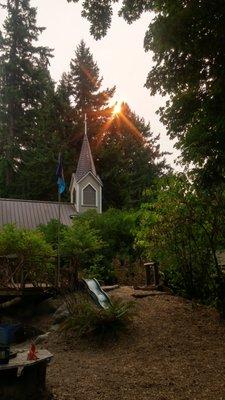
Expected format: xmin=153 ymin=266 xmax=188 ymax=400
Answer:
xmin=81 ymin=209 xmax=138 ymax=261
xmin=0 ymin=224 xmax=54 ymax=259
xmin=76 ymin=209 xmax=140 ymax=283
xmin=16 ymin=84 xmax=62 ymax=200
xmin=58 ymin=40 xmax=115 ymax=171
xmin=136 ymin=175 xmax=225 ymax=305
xmin=72 ymin=0 xmax=225 ymax=185
xmin=96 ymin=103 xmax=168 ymax=209
xmin=61 ymin=216 xmax=105 ymax=271
xmin=61 ymin=292 xmax=134 ymax=341
xmin=0 ymin=0 xmax=53 ymax=197
xmin=68 ymin=40 xmax=115 ymax=115
xmin=82 ymin=256 xmax=115 ymax=284
xmin=0 ymin=11 xmax=166 ymax=208
xmin=0 ymin=224 xmax=56 ymax=284
xmin=36 ymin=210 xmax=140 ymax=285
xmin=38 ymin=219 xmax=68 ymax=250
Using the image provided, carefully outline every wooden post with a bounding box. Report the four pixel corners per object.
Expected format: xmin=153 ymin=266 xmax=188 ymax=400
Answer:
xmin=144 ymin=261 xmax=159 ymax=286
xmin=144 ymin=262 xmax=153 ymax=286
xmin=153 ymin=262 xmax=159 ymax=286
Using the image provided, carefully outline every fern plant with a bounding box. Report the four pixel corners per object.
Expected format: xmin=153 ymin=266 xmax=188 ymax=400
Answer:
xmin=61 ymin=293 xmax=134 ymax=341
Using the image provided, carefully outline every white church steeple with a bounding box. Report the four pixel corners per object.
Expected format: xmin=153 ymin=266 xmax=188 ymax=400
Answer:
xmin=69 ymin=114 xmax=102 ymax=214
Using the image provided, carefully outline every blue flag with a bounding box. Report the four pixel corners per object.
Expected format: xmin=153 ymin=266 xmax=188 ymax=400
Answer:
xmin=56 ymin=153 xmax=65 ymax=194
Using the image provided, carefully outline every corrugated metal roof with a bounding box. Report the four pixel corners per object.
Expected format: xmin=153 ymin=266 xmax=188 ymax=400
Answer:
xmin=0 ymin=198 xmax=77 ymax=229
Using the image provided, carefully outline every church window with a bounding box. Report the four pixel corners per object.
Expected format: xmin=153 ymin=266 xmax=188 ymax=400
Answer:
xmin=73 ymin=188 xmax=76 ymax=204
xmin=83 ymin=184 xmax=96 ymax=206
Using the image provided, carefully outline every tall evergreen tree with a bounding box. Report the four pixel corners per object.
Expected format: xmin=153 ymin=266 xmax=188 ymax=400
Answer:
xmin=54 ymin=40 xmax=115 ymax=192
xmin=58 ymin=41 xmax=167 ymax=209
xmin=0 ymin=0 xmax=53 ymax=197
xmin=69 ymin=40 xmax=115 ymax=115
xmin=70 ymin=1 xmax=225 ymax=186
xmin=16 ymin=80 xmax=60 ymax=200
xmin=96 ymin=103 xmax=167 ymax=209
xmin=65 ymin=40 xmax=115 ymax=145
xmin=16 ymin=73 xmax=77 ymax=201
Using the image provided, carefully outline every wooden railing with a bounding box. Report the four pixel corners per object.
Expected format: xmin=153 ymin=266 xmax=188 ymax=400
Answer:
xmin=0 ymin=254 xmax=57 ymax=290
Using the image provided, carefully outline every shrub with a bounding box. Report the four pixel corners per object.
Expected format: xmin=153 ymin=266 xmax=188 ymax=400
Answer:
xmin=61 ymin=292 xmax=134 ymax=341
xmin=136 ymin=175 xmax=225 ymax=311
xmin=0 ymin=224 xmax=56 ymax=286
xmin=77 ymin=209 xmax=140 ymax=284
xmin=38 ymin=219 xmax=68 ymax=250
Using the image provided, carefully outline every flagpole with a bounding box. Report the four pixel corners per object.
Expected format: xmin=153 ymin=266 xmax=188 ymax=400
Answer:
xmin=57 ymin=187 xmax=61 ymax=288
xmin=56 ymin=151 xmax=65 ymax=289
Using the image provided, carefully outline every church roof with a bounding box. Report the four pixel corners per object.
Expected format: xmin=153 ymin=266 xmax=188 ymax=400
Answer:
xmin=75 ymin=128 xmax=97 ymax=181
xmin=0 ymin=198 xmax=76 ymax=229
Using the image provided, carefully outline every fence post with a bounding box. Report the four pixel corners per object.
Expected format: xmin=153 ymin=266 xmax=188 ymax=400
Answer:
xmin=153 ymin=262 xmax=159 ymax=286
xmin=144 ymin=262 xmax=153 ymax=285
xmin=144 ymin=261 xmax=159 ymax=286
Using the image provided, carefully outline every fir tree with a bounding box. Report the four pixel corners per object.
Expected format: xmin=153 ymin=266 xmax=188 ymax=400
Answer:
xmin=66 ymin=40 xmax=115 ymax=147
xmin=69 ymin=40 xmax=115 ymax=115
xmin=96 ymin=103 xmax=167 ymax=209
xmin=0 ymin=0 xmax=53 ymax=197
xmin=53 ymin=40 xmax=115 ymax=195
xmin=70 ymin=0 xmax=225 ymax=186
xmin=59 ymin=41 xmax=167 ymax=209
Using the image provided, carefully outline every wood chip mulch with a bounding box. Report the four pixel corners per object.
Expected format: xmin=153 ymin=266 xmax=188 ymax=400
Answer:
xmin=43 ymin=287 xmax=225 ymax=400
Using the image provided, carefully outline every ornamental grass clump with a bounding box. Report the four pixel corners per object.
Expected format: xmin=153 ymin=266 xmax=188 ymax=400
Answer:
xmin=61 ymin=292 xmax=134 ymax=341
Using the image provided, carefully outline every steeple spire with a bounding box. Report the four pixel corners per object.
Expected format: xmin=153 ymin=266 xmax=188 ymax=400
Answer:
xmin=70 ymin=113 xmax=102 ymax=214
xmin=75 ymin=114 xmax=96 ymax=181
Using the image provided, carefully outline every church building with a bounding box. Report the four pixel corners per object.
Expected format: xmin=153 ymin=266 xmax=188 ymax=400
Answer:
xmin=0 ymin=119 xmax=102 ymax=229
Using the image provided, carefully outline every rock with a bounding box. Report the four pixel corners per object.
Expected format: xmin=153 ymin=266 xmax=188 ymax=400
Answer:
xmin=34 ymin=332 xmax=51 ymax=345
xmin=36 ymin=298 xmax=60 ymax=316
xmin=0 ymin=297 xmax=22 ymax=309
xmin=50 ymin=324 xmax=60 ymax=332
xmin=52 ymin=303 xmax=69 ymax=324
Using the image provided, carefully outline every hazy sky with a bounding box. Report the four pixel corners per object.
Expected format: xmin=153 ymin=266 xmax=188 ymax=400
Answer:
xmin=0 ymin=1 xmax=179 ymax=167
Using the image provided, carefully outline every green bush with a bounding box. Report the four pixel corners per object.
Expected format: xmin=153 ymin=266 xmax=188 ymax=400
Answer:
xmin=37 ymin=211 xmax=141 ymax=285
xmin=77 ymin=209 xmax=139 ymax=283
xmin=83 ymin=258 xmax=115 ymax=284
xmin=61 ymin=292 xmax=134 ymax=341
xmin=38 ymin=219 xmax=68 ymax=250
xmin=0 ymin=224 xmax=56 ymax=285
xmin=136 ymin=175 xmax=225 ymax=310
xmin=80 ymin=209 xmax=138 ymax=263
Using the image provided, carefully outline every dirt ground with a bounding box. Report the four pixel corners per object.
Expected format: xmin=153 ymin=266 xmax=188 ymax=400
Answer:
xmin=43 ymin=287 xmax=225 ymax=400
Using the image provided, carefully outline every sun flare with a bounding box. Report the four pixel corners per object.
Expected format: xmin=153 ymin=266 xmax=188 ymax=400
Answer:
xmin=112 ymin=101 xmax=122 ymax=115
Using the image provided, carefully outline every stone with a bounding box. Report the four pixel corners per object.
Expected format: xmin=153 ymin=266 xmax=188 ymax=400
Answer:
xmin=52 ymin=303 xmax=69 ymax=325
xmin=34 ymin=332 xmax=51 ymax=345
xmin=49 ymin=324 xmax=60 ymax=332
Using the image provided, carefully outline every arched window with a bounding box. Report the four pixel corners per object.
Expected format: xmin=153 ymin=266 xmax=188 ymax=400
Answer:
xmin=83 ymin=184 xmax=96 ymax=206
xmin=73 ymin=188 xmax=76 ymax=204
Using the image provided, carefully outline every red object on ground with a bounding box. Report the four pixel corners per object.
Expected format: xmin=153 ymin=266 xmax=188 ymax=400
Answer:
xmin=27 ymin=343 xmax=38 ymax=361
